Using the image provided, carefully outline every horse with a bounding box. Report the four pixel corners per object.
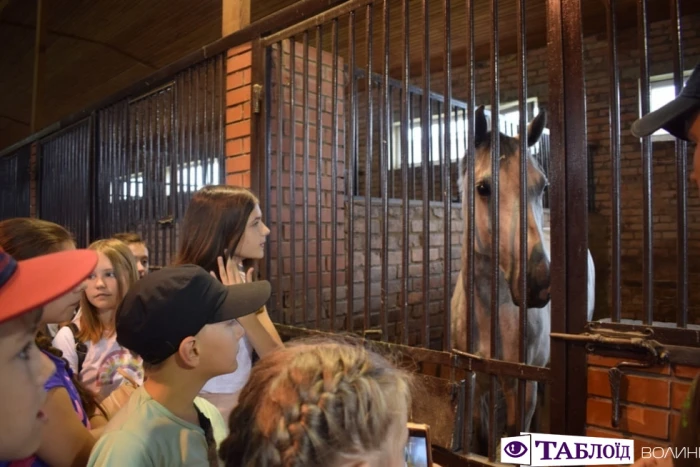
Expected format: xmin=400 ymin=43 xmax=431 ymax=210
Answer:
xmin=450 ymin=105 xmax=595 ymax=456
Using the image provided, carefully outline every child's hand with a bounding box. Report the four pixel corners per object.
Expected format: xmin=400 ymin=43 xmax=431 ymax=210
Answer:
xmin=211 ymin=254 xmax=253 ymax=285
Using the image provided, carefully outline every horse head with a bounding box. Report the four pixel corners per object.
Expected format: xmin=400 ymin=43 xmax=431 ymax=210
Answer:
xmin=460 ymin=105 xmax=550 ymax=309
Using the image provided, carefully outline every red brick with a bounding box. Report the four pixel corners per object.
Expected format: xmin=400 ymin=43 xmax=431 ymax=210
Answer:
xmin=226 ymin=171 xmax=251 ymax=188
xmin=588 ymin=367 xmax=670 ymax=408
xmin=587 ymin=397 xmax=670 ymax=440
xmin=227 ymin=43 xmax=252 ymax=58
xmin=226 ymin=154 xmax=251 ymax=174
xmin=672 ymin=365 xmax=700 ymax=380
xmin=671 ymin=381 xmax=692 ymax=411
xmin=225 ymin=120 xmax=250 ymax=140
xmin=587 ymin=355 xmax=671 ymax=375
xmin=227 ymin=51 xmax=252 ymax=72
xmin=226 ymin=87 xmax=251 ymax=106
xmin=585 ymin=427 xmax=667 ymax=463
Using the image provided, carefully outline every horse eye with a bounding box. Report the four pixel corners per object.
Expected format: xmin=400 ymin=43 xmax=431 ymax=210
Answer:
xmin=476 ymin=182 xmax=491 ymax=197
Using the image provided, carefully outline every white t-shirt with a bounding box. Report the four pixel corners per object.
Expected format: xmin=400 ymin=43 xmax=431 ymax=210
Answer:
xmin=52 ymin=317 xmax=144 ymax=402
xmin=199 ymin=270 xmax=255 ymax=417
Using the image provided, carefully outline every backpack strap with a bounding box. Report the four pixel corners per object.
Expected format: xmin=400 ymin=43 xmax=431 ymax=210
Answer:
xmin=65 ymin=322 xmax=87 ymax=375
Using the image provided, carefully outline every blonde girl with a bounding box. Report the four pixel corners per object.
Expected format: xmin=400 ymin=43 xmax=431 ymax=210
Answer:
xmin=218 ymin=338 xmax=415 ymax=467
xmin=53 ymin=239 xmax=143 ymax=403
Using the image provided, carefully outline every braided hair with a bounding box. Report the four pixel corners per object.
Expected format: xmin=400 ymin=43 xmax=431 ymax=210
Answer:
xmin=219 ymin=338 xmax=414 ymax=467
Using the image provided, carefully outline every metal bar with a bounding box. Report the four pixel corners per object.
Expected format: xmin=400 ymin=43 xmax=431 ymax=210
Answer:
xmin=363 ymin=3 xmax=373 ymax=333
xmin=276 ymin=41 xmax=284 ymax=320
xmin=463 ymin=0 xmax=477 ymax=454
xmin=442 ymin=0 xmax=452 ymax=352
xmin=671 ymin=0 xmax=688 ymax=328
xmin=380 ymin=0 xmax=390 ymax=341
xmin=638 ymin=0 xmax=653 ymax=325
xmin=421 ymin=0 xmax=430 ymax=347
xmin=330 ymin=18 xmax=339 ymax=332
xmin=488 ymin=0 xmax=500 ymax=458
xmin=347 ymin=11 xmax=356 ymax=334
xmin=303 ymin=31 xmax=310 ymax=325
xmin=261 ymin=46 xmax=273 ymax=301
xmin=400 ymin=0 xmax=410 ymax=345
xmin=587 ymin=321 xmax=700 ymax=347
xmin=516 ymin=0 xmax=528 ymax=436
xmin=290 ymin=37 xmax=297 ymax=324
xmin=315 ymin=27 xmax=324 ymax=330
xmin=261 ymin=0 xmax=372 ymax=47
xmin=607 ymin=0 xmax=622 ymax=323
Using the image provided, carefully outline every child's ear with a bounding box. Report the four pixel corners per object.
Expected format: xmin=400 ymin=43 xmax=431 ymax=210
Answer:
xmin=177 ymin=337 xmax=199 ymax=368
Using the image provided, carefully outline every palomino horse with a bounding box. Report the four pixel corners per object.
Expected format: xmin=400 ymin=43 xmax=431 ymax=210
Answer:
xmin=450 ymin=105 xmax=595 ymax=455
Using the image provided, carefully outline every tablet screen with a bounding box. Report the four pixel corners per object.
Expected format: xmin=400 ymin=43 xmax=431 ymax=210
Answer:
xmin=405 ymin=434 xmax=430 ymax=467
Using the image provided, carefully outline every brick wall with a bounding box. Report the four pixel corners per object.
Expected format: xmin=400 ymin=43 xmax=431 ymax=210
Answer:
xmin=586 ymin=356 xmax=700 ymax=461
xmin=350 ymin=198 xmax=463 ymax=346
xmin=226 ymin=44 xmax=254 ymax=188
xmin=265 ymin=39 xmax=347 ymax=329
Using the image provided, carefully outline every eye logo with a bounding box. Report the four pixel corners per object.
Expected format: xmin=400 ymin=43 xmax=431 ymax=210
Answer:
xmin=504 ymin=441 xmax=528 ymax=458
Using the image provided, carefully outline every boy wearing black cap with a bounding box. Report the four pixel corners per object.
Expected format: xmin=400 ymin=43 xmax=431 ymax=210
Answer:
xmin=629 ymin=63 xmax=700 ymax=467
xmin=86 ymin=264 xmax=271 ymax=467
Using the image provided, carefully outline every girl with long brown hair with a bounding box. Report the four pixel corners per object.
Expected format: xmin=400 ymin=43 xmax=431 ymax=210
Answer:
xmin=0 ymin=217 xmax=107 ymax=467
xmin=53 ymin=238 xmax=143 ymax=403
xmin=175 ymin=184 xmax=283 ymax=419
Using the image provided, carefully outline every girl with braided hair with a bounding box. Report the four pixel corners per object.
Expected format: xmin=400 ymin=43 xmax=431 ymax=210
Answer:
xmin=219 ymin=338 xmax=417 ymax=467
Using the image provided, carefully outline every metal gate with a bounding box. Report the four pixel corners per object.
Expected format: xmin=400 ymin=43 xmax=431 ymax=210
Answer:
xmin=251 ymin=0 xmax=588 ymax=463
xmin=0 ymin=145 xmax=31 ymax=221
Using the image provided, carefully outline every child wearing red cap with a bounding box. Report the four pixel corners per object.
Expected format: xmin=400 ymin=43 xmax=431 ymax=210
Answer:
xmin=0 ymin=248 xmax=97 ymax=463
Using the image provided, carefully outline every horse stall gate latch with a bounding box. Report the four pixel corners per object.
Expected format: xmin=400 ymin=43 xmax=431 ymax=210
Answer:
xmin=608 ymin=360 xmax=655 ymax=428
xmin=252 ymin=84 xmax=263 ymax=114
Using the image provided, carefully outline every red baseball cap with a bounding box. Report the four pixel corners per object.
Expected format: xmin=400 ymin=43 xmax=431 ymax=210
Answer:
xmin=0 ymin=249 xmax=98 ymax=324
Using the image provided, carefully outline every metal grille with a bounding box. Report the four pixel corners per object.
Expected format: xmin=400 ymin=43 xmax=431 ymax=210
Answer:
xmin=94 ymin=55 xmax=225 ymax=268
xmin=38 ymin=120 xmax=92 ymax=247
xmin=0 ymin=145 xmax=31 ymax=221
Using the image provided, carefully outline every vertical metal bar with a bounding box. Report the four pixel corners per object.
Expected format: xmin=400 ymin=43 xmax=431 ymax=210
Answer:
xmin=347 ymin=11 xmax=357 ymax=334
xmin=364 ymin=4 xmax=374 ymax=333
xmin=671 ymin=0 xmax=688 ymax=328
xmin=489 ymin=0 xmax=500 ymax=459
xmin=330 ymin=18 xmax=339 ymax=333
xmin=315 ymin=27 xmax=324 ymax=330
xmin=421 ymin=0 xmax=431 ymax=347
xmin=400 ymin=0 xmax=410 ymax=345
xmin=607 ymin=0 xmax=622 ymax=323
xmin=442 ymin=0 xmax=452 ymax=351
xmin=290 ymin=37 xmax=297 ymax=324
xmin=262 ymin=46 xmax=274 ymax=302
xmin=638 ymin=0 xmax=653 ymax=325
xmin=462 ymin=0 xmax=476 ymax=453
xmin=516 ymin=0 xmax=528 ymax=435
xmin=381 ymin=0 xmax=390 ymax=341
xmin=276 ymin=40 xmax=285 ymax=320
xmin=303 ymin=31 xmax=310 ymax=326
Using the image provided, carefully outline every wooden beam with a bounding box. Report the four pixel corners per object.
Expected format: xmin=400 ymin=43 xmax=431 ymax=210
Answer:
xmin=222 ymin=0 xmax=251 ymax=36
xmin=30 ymin=0 xmax=47 ymax=133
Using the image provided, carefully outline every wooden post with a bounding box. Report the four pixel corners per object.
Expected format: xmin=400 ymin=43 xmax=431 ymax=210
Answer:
xmin=222 ymin=0 xmax=251 ymax=36
xmin=30 ymin=0 xmax=47 ymax=133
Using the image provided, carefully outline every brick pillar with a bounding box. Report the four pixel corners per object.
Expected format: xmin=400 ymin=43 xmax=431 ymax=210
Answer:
xmin=225 ymin=43 xmax=253 ymax=187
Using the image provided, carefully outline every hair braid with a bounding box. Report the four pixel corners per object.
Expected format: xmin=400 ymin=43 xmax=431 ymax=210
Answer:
xmin=219 ymin=338 xmax=414 ymax=467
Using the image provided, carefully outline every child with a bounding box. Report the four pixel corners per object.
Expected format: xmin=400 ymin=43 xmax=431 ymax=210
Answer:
xmin=0 ymin=218 xmax=107 ymax=467
xmin=0 ymin=248 xmax=97 ymax=462
xmin=87 ymin=264 xmax=271 ymax=466
xmin=53 ymin=238 xmax=143 ymax=404
xmin=112 ymin=232 xmax=149 ymax=278
xmin=175 ymin=185 xmax=283 ymax=419
xmin=218 ymin=338 xmax=415 ymax=467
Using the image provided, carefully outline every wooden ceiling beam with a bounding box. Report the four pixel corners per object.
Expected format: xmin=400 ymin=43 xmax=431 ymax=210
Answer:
xmin=30 ymin=0 xmax=46 ymax=133
xmin=223 ymin=0 xmax=251 ymax=35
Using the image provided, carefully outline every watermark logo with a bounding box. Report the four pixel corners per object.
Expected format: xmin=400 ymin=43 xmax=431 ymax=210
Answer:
xmin=500 ymin=433 xmax=634 ymax=466
xmin=642 ymin=446 xmax=700 ymax=460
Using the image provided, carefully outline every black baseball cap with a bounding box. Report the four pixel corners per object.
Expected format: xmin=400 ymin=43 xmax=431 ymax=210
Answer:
xmin=631 ymin=62 xmax=700 ymax=141
xmin=116 ymin=264 xmax=271 ymax=365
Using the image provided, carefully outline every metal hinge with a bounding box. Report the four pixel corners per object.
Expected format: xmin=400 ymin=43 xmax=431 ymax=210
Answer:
xmin=252 ymin=84 xmax=263 ymax=114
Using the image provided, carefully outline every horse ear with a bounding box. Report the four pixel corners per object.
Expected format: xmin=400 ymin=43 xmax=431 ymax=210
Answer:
xmin=527 ymin=110 xmax=547 ymax=147
xmin=474 ymin=105 xmax=488 ymax=148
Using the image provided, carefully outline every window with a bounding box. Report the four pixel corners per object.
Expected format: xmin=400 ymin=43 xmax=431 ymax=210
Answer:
xmin=390 ymin=110 xmax=468 ymax=169
xmin=109 ymin=159 xmax=220 ymax=202
xmin=643 ymin=70 xmax=693 ymax=141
